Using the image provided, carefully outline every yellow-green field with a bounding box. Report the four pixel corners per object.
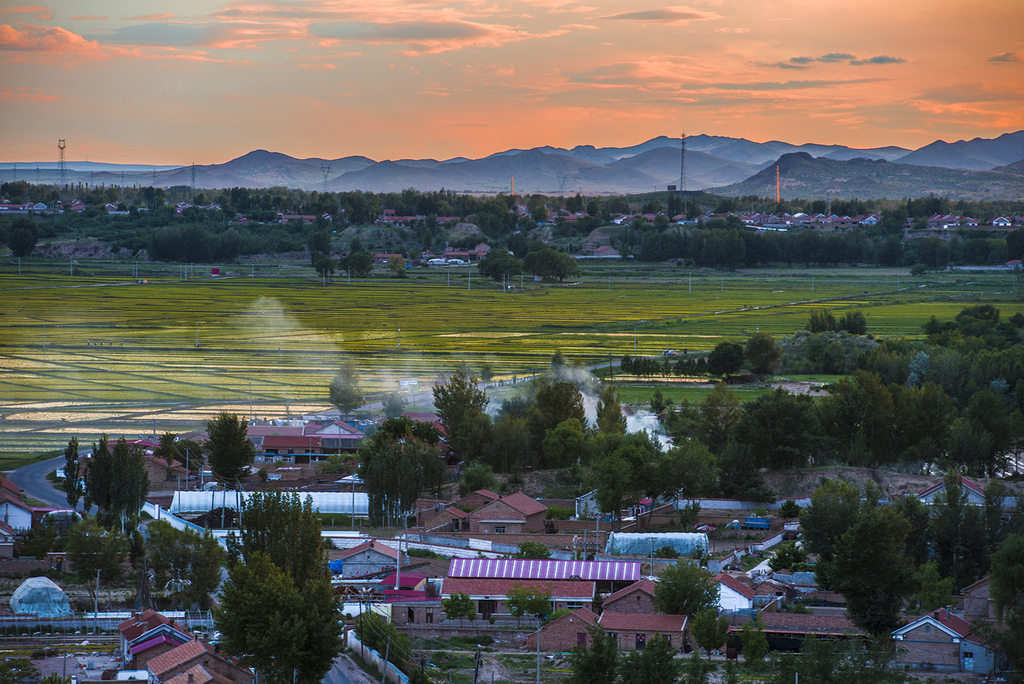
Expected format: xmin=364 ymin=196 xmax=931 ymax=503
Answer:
xmin=0 ymin=258 xmax=1019 ymax=459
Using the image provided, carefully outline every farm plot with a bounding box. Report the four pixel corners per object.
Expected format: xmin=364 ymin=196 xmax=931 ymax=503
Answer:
xmin=0 ymin=264 xmax=1019 ymax=455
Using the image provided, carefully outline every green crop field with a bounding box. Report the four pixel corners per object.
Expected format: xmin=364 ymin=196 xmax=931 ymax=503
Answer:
xmin=1 ymin=256 xmax=1020 ymax=459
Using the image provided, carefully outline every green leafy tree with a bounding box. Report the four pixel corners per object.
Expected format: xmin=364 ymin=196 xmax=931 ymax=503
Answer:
xmin=800 ymin=479 xmax=861 ymax=581
xmin=388 ymin=255 xmax=407 ymax=277
xmin=839 ymin=311 xmax=868 ymax=334
xmin=909 ymin=561 xmax=954 ymax=613
xmin=206 ymin=412 xmax=256 ymax=487
xmin=807 ymin=309 xmax=837 ymax=333
xmin=591 ymin=452 xmax=631 ymax=529
xmin=83 ymin=434 xmax=112 ymax=514
xmin=328 ymin=360 xmax=364 ymax=417
xmin=733 ymin=388 xmax=822 ymax=469
xmin=523 ymin=247 xmax=581 ymax=281
xmin=63 ymin=437 xmax=83 ymax=510
xmin=692 ymin=608 xmax=729 ymax=657
xmin=985 ymin=532 xmax=1024 ymax=677
xmin=361 ymin=436 xmax=442 ymax=526
xmin=542 ymin=418 xmax=588 ymax=469
xmin=564 ymin=624 xmax=618 ymax=684
xmin=216 ymin=552 xmax=340 ymax=684
xmin=930 ymin=473 xmax=988 ymax=590
xmin=828 ymin=504 xmax=914 ymax=635
xmin=458 ymin=461 xmax=498 ymax=496
xmin=433 ymin=366 xmax=490 ymax=459
xmin=7 ymin=217 xmax=38 ymax=257
xmin=146 ymin=520 xmax=225 ymax=609
xmin=382 ymin=391 xmax=406 ymax=419
xmin=477 ymin=248 xmax=523 ymax=281
xmin=513 ymin=541 xmax=551 ymax=560
xmin=341 ymin=250 xmax=374 ymax=277
xmin=707 ymin=341 xmax=745 ymax=378
xmin=739 ymin=617 xmax=768 ymax=665
xmin=232 ymin=491 xmax=329 ymax=587
xmin=619 ymin=634 xmax=679 ymax=684
xmin=0 ymin=658 xmax=39 ymax=684
xmin=506 ymin=583 xmax=552 ymax=626
xmin=64 ymin=517 xmax=129 ymax=601
xmin=306 ymin=229 xmax=331 ymax=267
xmin=746 ymin=332 xmax=781 ymax=376
xmin=596 ymin=385 xmax=627 ymax=435
xmin=654 ymin=562 xmax=719 ymax=616
xmin=696 ymin=383 xmax=741 ymax=453
xmin=441 ymin=592 xmax=476 ymax=625
xmin=769 ymin=541 xmax=809 ymax=572
xmin=108 ymin=437 xmax=150 ymax=532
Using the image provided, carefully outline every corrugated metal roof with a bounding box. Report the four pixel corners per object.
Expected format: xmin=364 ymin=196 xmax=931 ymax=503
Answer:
xmin=448 ymin=558 xmax=640 ymax=581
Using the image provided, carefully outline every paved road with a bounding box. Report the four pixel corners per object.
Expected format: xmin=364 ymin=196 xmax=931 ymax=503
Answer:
xmin=10 ymin=455 xmax=68 ymax=507
xmin=323 ymin=654 xmax=378 ymax=684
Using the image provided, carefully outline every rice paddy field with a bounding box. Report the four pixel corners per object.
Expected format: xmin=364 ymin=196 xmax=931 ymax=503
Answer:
xmin=1 ymin=256 xmax=1020 ymax=461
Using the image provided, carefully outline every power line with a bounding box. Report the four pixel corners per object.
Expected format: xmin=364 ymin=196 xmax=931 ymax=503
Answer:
xmin=320 ymin=164 xmax=331 ymax=194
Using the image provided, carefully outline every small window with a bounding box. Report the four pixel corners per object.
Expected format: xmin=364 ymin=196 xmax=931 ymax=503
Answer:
xmin=425 ymin=608 xmax=433 ymax=624
xmin=567 ymin=602 xmax=584 ymax=610
xmin=925 ymin=626 xmax=931 ymax=633
xmin=495 ymin=526 xmax=506 ymax=534
xmin=408 ymin=608 xmax=415 ymax=623
xmin=636 ymin=634 xmax=647 ymax=651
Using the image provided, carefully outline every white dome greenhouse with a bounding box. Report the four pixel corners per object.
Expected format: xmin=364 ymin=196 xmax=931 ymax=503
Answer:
xmin=10 ymin=577 xmax=73 ymax=617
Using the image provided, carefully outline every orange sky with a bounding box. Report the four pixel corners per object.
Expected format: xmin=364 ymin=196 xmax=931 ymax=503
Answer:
xmin=1 ymin=0 xmax=1023 ymax=165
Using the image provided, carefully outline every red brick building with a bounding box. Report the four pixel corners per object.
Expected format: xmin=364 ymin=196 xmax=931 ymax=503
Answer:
xmin=893 ymin=608 xmax=998 ymax=674
xmin=146 ymin=640 xmax=254 ymax=684
xmin=601 ymin=578 xmax=657 ymax=615
xmin=525 ymin=609 xmax=598 ymax=651
xmin=468 ymin=492 xmax=547 ymax=534
xmin=118 ymin=610 xmax=193 ymax=670
xmin=598 ymin=612 xmax=690 ymax=652
xmin=441 ymin=578 xmax=596 ymax=620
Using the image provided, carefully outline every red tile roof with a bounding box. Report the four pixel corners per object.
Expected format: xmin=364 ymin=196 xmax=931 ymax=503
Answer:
xmin=918 ymin=476 xmax=985 ymax=499
xmin=0 ymin=478 xmax=21 ymax=496
xmin=338 ymin=540 xmax=399 ymax=561
xmin=442 ymin=578 xmax=595 ymax=600
xmin=500 ymin=492 xmax=548 ymax=517
xmin=118 ymin=610 xmax=186 ymax=643
xmin=603 ymin=578 xmax=657 ymax=607
xmin=717 ymin=573 xmax=755 ymax=600
xmin=755 ymin=612 xmax=863 ymax=636
xmin=147 ymin=640 xmax=212 ymax=677
xmin=164 ymin=665 xmax=232 ymax=684
xmin=599 ymin=612 xmax=687 ymax=632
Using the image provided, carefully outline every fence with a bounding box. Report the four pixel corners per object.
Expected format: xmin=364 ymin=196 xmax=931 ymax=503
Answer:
xmin=346 ymin=630 xmax=409 ymax=684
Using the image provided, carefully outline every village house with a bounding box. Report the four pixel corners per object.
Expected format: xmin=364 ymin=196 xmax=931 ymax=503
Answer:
xmin=0 ymin=479 xmax=33 ymax=531
xmin=467 ymin=491 xmax=547 ymax=534
xmin=601 ymin=578 xmax=657 ymax=615
xmin=118 ymin=610 xmax=194 ymax=670
xmin=597 ymin=613 xmax=690 ymax=652
xmin=960 ymin=576 xmax=995 ymax=621
xmin=440 ymin=577 xmax=596 ymax=620
xmin=0 ymin=522 xmax=16 ymax=558
xmin=716 ymin=573 xmax=755 ymax=613
xmin=146 ymin=639 xmax=254 ymax=684
xmin=918 ymin=476 xmax=987 ymax=506
xmin=893 ymin=607 xmax=998 ymax=674
xmin=144 ymin=456 xmax=189 ymax=489
xmin=333 ymin=540 xmax=400 ymax=579
xmin=420 ymin=505 xmax=469 ymax=533
xmin=524 ymin=608 xmax=598 ymax=651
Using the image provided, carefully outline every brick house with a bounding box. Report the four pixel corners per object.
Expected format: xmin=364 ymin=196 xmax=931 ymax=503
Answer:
xmin=0 ymin=522 xmax=15 ymax=558
xmin=441 ymin=578 xmax=596 ymax=620
xmin=453 ymin=489 xmax=500 ymax=510
xmin=525 ymin=609 xmax=598 ymax=651
xmin=421 ymin=506 xmax=469 ymax=533
xmin=960 ymin=576 xmax=994 ymax=621
xmin=334 ymin=540 xmax=400 ymax=578
xmin=468 ymin=492 xmax=547 ymax=534
xmin=146 ymin=639 xmax=254 ymax=684
xmin=601 ymin=578 xmax=657 ymax=615
xmin=716 ymin=573 xmax=755 ymax=613
xmin=598 ymin=612 xmax=690 ymax=652
xmin=750 ymin=612 xmax=863 ymax=651
xmin=0 ymin=488 xmax=33 ymax=531
xmin=893 ymin=607 xmax=998 ymax=674
xmin=144 ymin=457 xmax=188 ymax=488
xmin=118 ymin=610 xmax=193 ymax=670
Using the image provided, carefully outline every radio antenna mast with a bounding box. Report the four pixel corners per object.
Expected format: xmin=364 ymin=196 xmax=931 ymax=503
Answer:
xmin=680 ymin=130 xmax=686 ymax=192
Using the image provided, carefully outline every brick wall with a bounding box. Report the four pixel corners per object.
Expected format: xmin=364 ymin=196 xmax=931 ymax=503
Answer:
xmin=899 ymin=624 xmax=959 ymax=670
xmin=524 ymin=613 xmax=594 ymax=652
xmin=469 ymin=501 xmax=528 ymax=534
xmin=603 ymin=591 xmax=657 ymax=615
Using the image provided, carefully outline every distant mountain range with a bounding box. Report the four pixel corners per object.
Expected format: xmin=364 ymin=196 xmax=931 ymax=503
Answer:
xmin=5 ymin=131 xmax=1023 ymax=199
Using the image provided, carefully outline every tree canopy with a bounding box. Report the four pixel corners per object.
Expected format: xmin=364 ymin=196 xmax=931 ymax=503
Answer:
xmin=206 ymin=412 xmax=255 ymax=487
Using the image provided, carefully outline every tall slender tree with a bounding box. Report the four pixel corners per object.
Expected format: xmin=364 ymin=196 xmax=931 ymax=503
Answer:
xmin=63 ymin=437 xmax=83 ymax=510
xmin=206 ymin=412 xmax=255 ymax=487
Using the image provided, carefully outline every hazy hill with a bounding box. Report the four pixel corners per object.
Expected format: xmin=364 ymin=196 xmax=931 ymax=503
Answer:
xmin=714 ymin=152 xmax=1024 ymax=200
xmin=607 ymin=147 xmax=768 ymax=189
xmin=894 ymin=131 xmax=1024 ymax=170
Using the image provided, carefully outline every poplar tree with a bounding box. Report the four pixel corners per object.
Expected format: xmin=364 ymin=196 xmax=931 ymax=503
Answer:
xmin=206 ymin=412 xmax=255 ymax=487
xmin=63 ymin=437 xmax=83 ymax=510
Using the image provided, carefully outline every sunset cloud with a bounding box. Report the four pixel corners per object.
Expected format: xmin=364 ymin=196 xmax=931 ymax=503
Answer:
xmin=0 ymin=6 xmax=54 ymax=21
xmin=120 ymin=13 xmax=178 ymax=21
xmin=763 ymin=53 xmax=905 ymax=69
xmin=69 ymin=15 xmax=107 ymax=20
xmin=1 ymin=85 xmax=63 ymax=102
xmin=599 ymin=6 xmax=719 ymax=24
xmin=988 ymin=52 xmax=1021 ymax=63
